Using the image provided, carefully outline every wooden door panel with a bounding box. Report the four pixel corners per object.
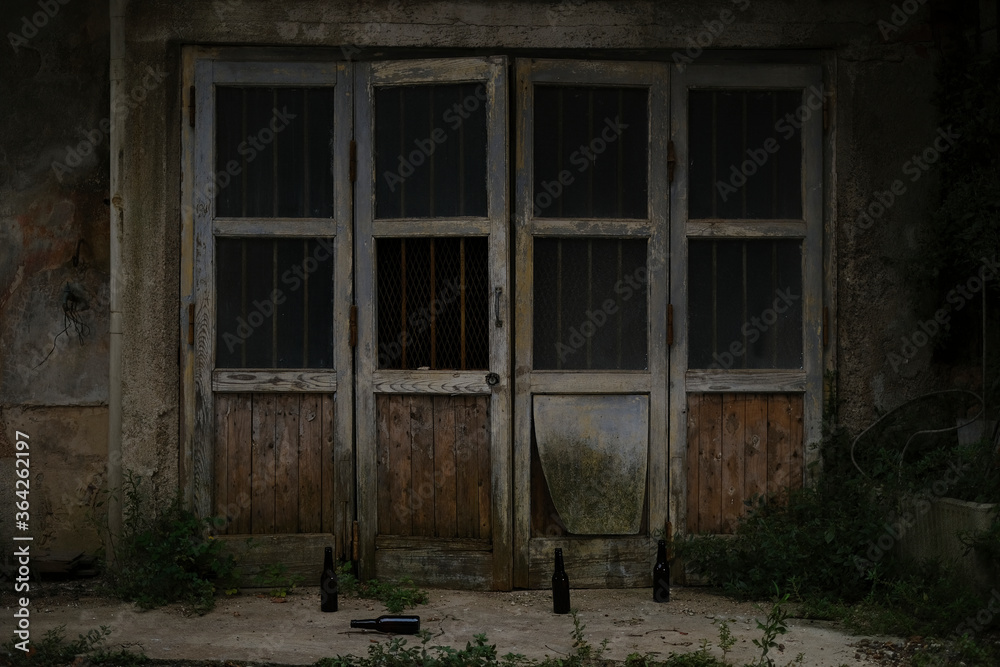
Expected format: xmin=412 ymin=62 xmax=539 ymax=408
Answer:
xmin=376 ymin=394 xmax=491 ymax=540
xmin=686 ymin=392 xmax=804 ymax=535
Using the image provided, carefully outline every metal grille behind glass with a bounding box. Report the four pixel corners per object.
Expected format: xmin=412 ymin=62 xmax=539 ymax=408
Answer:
xmin=216 ymin=237 xmax=334 ymax=368
xmin=688 ymin=239 xmax=802 ymax=369
xmin=377 ymin=237 xmax=489 ymax=370
xmin=215 ymin=87 xmax=335 ymax=218
xmin=533 ymin=238 xmax=648 ymax=370
xmin=688 ymin=90 xmax=803 ymax=220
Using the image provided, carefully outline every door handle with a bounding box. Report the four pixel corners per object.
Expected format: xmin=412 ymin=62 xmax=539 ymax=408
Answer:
xmin=494 ymin=287 xmax=503 ymax=328
xmin=485 ymin=372 xmax=500 ymax=387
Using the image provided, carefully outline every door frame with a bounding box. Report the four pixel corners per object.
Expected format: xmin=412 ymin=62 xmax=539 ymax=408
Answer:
xmin=353 ymin=57 xmax=513 ymax=589
xmin=512 ymin=59 xmax=671 ymax=588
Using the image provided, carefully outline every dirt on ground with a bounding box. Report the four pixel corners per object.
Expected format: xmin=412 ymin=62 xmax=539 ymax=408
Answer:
xmin=8 ymin=578 xmax=906 ymax=666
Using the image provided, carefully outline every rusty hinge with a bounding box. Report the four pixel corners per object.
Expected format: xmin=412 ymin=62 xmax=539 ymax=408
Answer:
xmin=188 ymin=86 xmax=195 ymax=128
xmin=667 ymin=140 xmax=676 ymax=184
xmin=349 ymin=304 xmax=357 ymax=348
xmin=187 ymin=303 xmax=195 ymax=345
xmin=666 ymin=303 xmax=674 ymax=346
xmin=349 ymin=140 xmax=357 ymax=183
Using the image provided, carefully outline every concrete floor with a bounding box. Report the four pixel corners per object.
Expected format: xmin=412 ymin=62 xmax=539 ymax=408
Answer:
xmin=12 ymin=583 xmax=887 ymax=665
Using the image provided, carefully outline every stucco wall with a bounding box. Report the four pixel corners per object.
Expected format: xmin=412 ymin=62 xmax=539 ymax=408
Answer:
xmin=3 ymin=0 xmax=981 ymax=555
xmin=1 ymin=0 xmax=110 ymax=555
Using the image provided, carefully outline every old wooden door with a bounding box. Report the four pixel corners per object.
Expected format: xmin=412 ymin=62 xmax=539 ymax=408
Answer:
xmin=189 ymin=61 xmax=355 ymax=560
xmin=354 ymin=58 xmax=512 ymax=589
xmin=513 ymin=60 xmax=671 ymax=587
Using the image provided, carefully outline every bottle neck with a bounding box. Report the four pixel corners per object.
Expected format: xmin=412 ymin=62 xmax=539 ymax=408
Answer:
xmin=554 ymin=549 xmax=565 ymax=571
xmin=350 ymin=619 xmax=377 ymax=629
xmin=323 ymin=548 xmax=334 ymax=569
xmin=657 ymin=540 xmax=667 ymax=563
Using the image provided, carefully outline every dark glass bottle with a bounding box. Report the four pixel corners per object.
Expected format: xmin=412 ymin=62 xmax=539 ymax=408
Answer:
xmin=350 ymin=615 xmax=421 ymax=634
xmin=320 ymin=546 xmax=338 ymax=612
xmin=653 ymin=539 xmax=670 ymax=603
xmin=552 ymin=548 xmax=570 ymax=614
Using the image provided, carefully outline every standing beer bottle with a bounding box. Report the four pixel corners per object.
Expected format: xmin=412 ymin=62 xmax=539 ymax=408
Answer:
xmin=552 ymin=548 xmax=570 ymax=614
xmin=653 ymin=539 xmax=670 ymax=602
xmin=320 ymin=546 xmax=338 ymax=612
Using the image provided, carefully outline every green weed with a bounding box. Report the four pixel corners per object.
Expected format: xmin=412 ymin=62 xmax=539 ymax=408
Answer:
xmin=336 ymin=561 xmax=429 ymax=613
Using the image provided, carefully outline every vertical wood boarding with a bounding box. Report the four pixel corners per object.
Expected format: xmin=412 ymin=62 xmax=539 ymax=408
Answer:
xmin=375 ymin=394 xmax=492 ymax=540
xmin=687 ymin=392 xmax=804 ymax=534
xmin=214 ymin=392 xmax=336 ymax=535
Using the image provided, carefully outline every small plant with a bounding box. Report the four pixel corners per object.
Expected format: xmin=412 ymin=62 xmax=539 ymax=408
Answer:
xmin=98 ymin=471 xmax=241 ymax=614
xmin=715 ymin=619 xmax=736 ymax=662
xmin=1 ymin=625 xmax=147 ymax=667
xmin=336 ymin=561 xmax=429 ymax=613
xmin=318 ymin=631 xmax=531 ymax=667
xmin=749 ymin=591 xmax=790 ymax=667
xmin=253 ymin=561 xmax=304 ymax=598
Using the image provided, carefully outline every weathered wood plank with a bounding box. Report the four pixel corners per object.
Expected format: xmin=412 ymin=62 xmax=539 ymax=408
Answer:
xmin=685 ymin=220 xmax=806 ymax=238
xmin=273 ymin=394 xmax=300 ymax=534
xmin=321 ymin=394 xmax=336 ymax=536
xmin=213 ymin=369 xmax=337 ymax=393
xmin=375 ymin=536 xmax=492 ymax=551
xmin=213 ymin=395 xmax=230 ymax=532
xmin=788 ymin=394 xmax=805 ymax=490
xmin=213 ymin=218 xmax=341 ymax=238
xmin=371 ymin=370 xmax=492 ymax=394
xmin=298 ymin=395 xmax=322 ymax=533
xmin=410 ymin=396 xmax=436 ymax=537
xmin=721 ymin=394 xmax=746 ymax=534
xmin=389 ymin=395 xmax=413 ymax=536
xmin=526 ymin=537 xmax=655 ymax=589
xmin=215 ymin=533 xmax=335 ymax=585
xmin=685 ymin=369 xmax=806 ymax=393
xmin=376 ymin=395 xmax=392 ymax=537
xmin=698 ymin=394 xmax=723 ymax=534
xmin=373 ymin=218 xmax=491 ymax=237
xmin=767 ymin=394 xmax=792 ymax=496
xmin=432 ymin=395 xmax=458 ymax=539
xmin=228 ymin=394 xmax=252 ymax=534
xmin=530 ymin=219 xmax=651 ymax=237
xmin=474 ymin=396 xmax=492 ymax=541
xmin=456 ymin=397 xmax=479 ymax=539
xmin=526 ymin=372 xmax=651 ymax=395
xmin=251 ymin=394 xmax=276 ymax=534
xmin=375 ymin=548 xmax=492 ymax=590
xmin=744 ymin=395 xmax=769 ymax=505
xmin=686 ymin=394 xmax=701 ymax=534
xmin=371 ymin=58 xmax=493 ymax=85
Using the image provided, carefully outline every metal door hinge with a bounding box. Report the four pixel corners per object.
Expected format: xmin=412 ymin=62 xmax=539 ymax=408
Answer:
xmin=188 ymin=86 xmax=195 ymax=128
xmin=349 ymin=304 xmax=357 ymax=348
xmin=667 ymin=303 xmax=674 ymax=346
xmin=187 ymin=303 xmax=195 ymax=345
xmin=667 ymin=141 xmax=676 ymax=184
xmin=349 ymin=140 xmax=357 ymax=183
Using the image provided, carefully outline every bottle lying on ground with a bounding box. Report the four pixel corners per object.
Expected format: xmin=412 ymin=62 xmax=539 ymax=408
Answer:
xmin=350 ymin=615 xmax=421 ymax=634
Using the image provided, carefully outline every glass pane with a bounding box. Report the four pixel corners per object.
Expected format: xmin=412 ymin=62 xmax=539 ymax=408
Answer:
xmin=375 ymin=84 xmax=488 ymax=219
xmin=533 ymin=86 xmax=648 ymax=219
xmin=376 ymin=237 xmax=489 ymax=370
xmin=533 ymin=238 xmax=648 ymax=370
xmin=688 ymin=90 xmax=803 ymax=219
xmin=215 ymin=87 xmax=335 ymax=218
xmin=688 ymin=239 xmax=803 ymax=369
xmin=216 ymin=237 xmax=335 ymax=368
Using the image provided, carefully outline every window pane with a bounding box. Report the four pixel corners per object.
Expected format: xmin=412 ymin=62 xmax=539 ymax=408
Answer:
xmin=215 ymin=87 xmax=335 ymax=218
xmin=216 ymin=237 xmax=335 ymax=368
xmin=375 ymin=84 xmax=488 ymax=219
xmin=376 ymin=237 xmax=489 ymax=370
xmin=533 ymin=238 xmax=648 ymax=370
xmin=688 ymin=90 xmax=802 ymax=219
xmin=688 ymin=239 xmax=802 ymax=369
xmin=533 ymin=87 xmax=648 ymax=219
